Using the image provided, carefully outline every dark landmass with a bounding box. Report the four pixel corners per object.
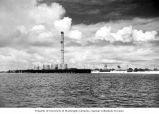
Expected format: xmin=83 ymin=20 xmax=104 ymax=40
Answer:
xmin=7 ymin=68 xmax=91 ymax=73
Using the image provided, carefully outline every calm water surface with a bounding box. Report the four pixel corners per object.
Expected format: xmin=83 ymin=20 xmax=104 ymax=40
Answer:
xmin=0 ymin=73 xmax=159 ymax=107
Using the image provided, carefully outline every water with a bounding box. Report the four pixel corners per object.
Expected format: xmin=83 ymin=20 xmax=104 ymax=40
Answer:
xmin=0 ymin=73 xmax=159 ymax=108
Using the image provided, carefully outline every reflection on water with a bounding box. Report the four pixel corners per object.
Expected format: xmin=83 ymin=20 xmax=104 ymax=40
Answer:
xmin=0 ymin=73 xmax=159 ymax=107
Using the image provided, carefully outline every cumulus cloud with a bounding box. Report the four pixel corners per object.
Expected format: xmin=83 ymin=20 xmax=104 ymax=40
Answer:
xmin=30 ymin=3 xmax=65 ymax=24
xmin=112 ymin=26 xmax=133 ymax=42
xmin=0 ymin=0 xmax=34 ymax=36
xmin=0 ymin=0 xmax=74 ymax=48
xmin=68 ymin=30 xmax=82 ymax=40
xmin=95 ymin=26 xmax=111 ymax=40
xmin=28 ymin=24 xmax=54 ymax=44
xmin=30 ymin=25 xmax=46 ymax=32
xmin=31 ymin=32 xmax=53 ymax=42
xmin=95 ymin=25 xmax=157 ymax=43
xmin=0 ymin=0 xmax=66 ymax=37
xmin=54 ymin=17 xmax=72 ymax=32
xmin=133 ymin=30 xmax=157 ymax=42
xmin=0 ymin=0 xmax=72 ymax=70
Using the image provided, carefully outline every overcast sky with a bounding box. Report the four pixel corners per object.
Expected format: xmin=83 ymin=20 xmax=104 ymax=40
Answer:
xmin=0 ymin=0 xmax=159 ymax=70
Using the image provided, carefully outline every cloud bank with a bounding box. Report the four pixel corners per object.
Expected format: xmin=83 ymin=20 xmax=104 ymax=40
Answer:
xmin=95 ymin=26 xmax=158 ymax=43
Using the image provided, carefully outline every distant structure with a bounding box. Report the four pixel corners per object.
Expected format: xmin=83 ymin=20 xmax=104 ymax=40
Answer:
xmin=64 ymin=64 xmax=68 ymax=69
xmin=46 ymin=65 xmax=50 ymax=70
xmin=43 ymin=64 xmax=46 ymax=70
xmin=55 ymin=64 xmax=58 ymax=70
xmin=7 ymin=31 xmax=91 ymax=73
xmin=60 ymin=31 xmax=66 ymax=69
xmin=37 ymin=66 xmax=40 ymax=70
xmin=104 ymin=64 xmax=107 ymax=70
xmin=51 ymin=64 xmax=54 ymax=69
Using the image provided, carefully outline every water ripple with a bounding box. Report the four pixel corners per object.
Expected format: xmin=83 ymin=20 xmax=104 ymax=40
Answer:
xmin=0 ymin=73 xmax=159 ymax=107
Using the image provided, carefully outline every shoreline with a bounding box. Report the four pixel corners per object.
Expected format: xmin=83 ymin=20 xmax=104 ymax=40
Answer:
xmin=91 ymin=71 xmax=159 ymax=74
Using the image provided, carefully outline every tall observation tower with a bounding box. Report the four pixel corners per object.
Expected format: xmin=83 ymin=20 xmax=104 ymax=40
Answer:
xmin=60 ymin=31 xmax=65 ymax=69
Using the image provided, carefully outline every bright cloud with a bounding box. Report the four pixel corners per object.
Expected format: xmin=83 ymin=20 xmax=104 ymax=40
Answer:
xmin=95 ymin=26 xmax=112 ymax=40
xmin=112 ymin=26 xmax=133 ymax=42
xmin=68 ymin=30 xmax=82 ymax=40
xmin=54 ymin=17 xmax=72 ymax=32
xmin=95 ymin=25 xmax=157 ymax=43
xmin=133 ymin=30 xmax=157 ymax=42
xmin=30 ymin=25 xmax=46 ymax=32
xmin=30 ymin=3 xmax=65 ymax=24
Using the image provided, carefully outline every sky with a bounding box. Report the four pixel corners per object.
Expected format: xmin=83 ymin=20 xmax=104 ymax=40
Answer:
xmin=0 ymin=0 xmax=159 ymax=70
